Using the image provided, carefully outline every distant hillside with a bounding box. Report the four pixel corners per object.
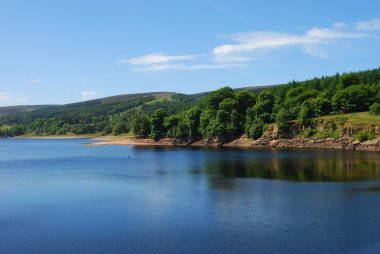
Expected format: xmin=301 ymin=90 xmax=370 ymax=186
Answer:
xmin=0 ymin=105 xmax=56 ymax=117
xmin=1 ymin=67 xmax=379 ymax=139
xmin=0 ymin=91 xmax=199 ymax=135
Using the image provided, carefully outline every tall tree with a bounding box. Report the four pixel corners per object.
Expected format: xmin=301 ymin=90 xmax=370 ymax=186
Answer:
xmin=150 ymin=109 xmax=167 ymax=140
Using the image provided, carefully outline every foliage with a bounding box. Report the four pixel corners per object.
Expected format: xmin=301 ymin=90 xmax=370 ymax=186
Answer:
xmin=332 ymin=85 xmax=374 ymax=113
xmin=1 ymin=67 xmax=380 ymax=143
xmin=235 ymin=90 xmax=256 ymax=115
xmin=202 ymin=87 xmax=234 ymax=110
xmin=339 ymin=73 xmax=359 ymax=88
xmin=246 ymin=119 xmax=264 ymax=140
xmin=185 ymin=106 xmax=201 ymax=140
xmin=112 ymin=123 xmax=127 ymax=135
xmin=276 ymin=109 xmax=291 ymax=137
xmin=298 ymin=100 xmax=315 ymax=124
xmin=356 ymin=130 xmax=376 ymax=142
xmin=369 ymin=102 xmax=380 ymax=115
xmin=131 ymin=114 xmax=151 ymax=137
xmin=301 ymin=128 xmax=317 ymax=138
xmin=150 ymin=109 xmax=167 ymax=140
xmin=249 ymin=90 xmax=276 ymax=123
xmin=315 ymin=129 xmax=340 ymax=140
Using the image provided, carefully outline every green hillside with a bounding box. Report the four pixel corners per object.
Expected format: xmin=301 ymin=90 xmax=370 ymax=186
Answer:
xmin=0 ymin=92 xmax=198 ymax=136
xmin=0 ymin=105 xmax=56 ymax=117
xmin=0 ymin=67 xmax=380 ymax=140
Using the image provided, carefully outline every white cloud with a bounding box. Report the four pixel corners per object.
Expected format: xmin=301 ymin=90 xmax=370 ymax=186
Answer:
xmin=28 ymin=78 xmax=40 ymax=84
xmin=81 ymin=91 xmax=97 ymax=101
xmin=213 ymin=25 xmax=368 ymax=62
xmin=125 ymin=53 xmax=196 ymax=65
xmin=131 ymin=63 xmax=240 ymax=72
xmin=124 ymin=19 xmax=379 ymax=72
xmin=0 ymin=91 xmax=28 ymax=106
xmin=113 ymin=72 xmax=122 ymax=76
xmin=356 ymin=18 xmax=380 ymax=31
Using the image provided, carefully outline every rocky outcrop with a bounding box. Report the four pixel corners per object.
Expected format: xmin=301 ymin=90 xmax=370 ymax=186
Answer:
xmin=223 ymin=137 xmax=380 ymax=151
xmin=89 ymin=135 xmax=380 ymax=151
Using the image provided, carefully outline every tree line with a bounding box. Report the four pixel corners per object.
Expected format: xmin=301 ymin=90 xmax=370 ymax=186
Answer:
xmin=1 ymin=68 xmax=380 ymax=140
xmin=132 ymin=68 xmax=380 ymax=142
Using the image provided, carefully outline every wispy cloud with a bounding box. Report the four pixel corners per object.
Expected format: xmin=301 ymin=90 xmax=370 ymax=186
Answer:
xmin=28 ymin=78 xmax=40 ymax=84
xmin=81 ymin=91 xmax=97 ymax=100
xmin=123 ymin=53 xmax=196 ymax=65
xmin=356 ymin=18 xmax=380 ymax=31
xmin=125 ymin=52 xmax=234 ymax=72
xmin=213 ymin=23 xmax=368 ymax=62
xmin=0 ymin=91 xmax=28 ymax=106
xmin=131 ymin=63 xmax=240 ymax=72
xmin=124 ymin=18 xmax=380 ymax=72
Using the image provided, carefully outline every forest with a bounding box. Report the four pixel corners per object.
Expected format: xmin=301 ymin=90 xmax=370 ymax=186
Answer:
xmin=1 ymin=68 xmax=380 ymax=143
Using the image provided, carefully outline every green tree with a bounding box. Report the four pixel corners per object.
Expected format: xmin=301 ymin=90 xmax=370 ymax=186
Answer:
xmin=131 ymin=114 xmax=151 ymax=137
xmin=249 ymin=90 xmax=276 ymax=123
xmin=313 ymin=96 xmax=331 ymax=117
xmin=202 ymin=87 xmax=234 ymax=110
xmin=150 ymin=109 xmax=167 ymax=140
xmin=276 ymin=109 xmax=291 ymax=137
xmin=246 ymin=119 xmax=264 ymax=140
xmin=235 ymin=90 xmax=256 ymax=115
xmin=332 ymin=84 xmax=374 ymax=113
xmin=205 ymin=114 xmax=227 ymax=140
xmin=369 ymin=102 xmax=380 ymax=115
xmin=112 ymin=122 xmax=126 ymax=135
xmin=339 ymin=73 xmax=359 ymax=88
xmin=284 ymin=87 xmax=318 ymax=119
xmin=199 ymin=110 xmax=215 ymax=138
xmin=185 ymin=106 xmax=201 ymax=140
xmin=164 ymin=114 xmax=188 ymax=138
xmin=298 ymin=100 xmax=315 ymax=125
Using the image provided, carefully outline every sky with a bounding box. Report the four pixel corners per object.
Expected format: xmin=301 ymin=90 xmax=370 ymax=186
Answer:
xmin=1 ymin=0 xmax=380 ymax=106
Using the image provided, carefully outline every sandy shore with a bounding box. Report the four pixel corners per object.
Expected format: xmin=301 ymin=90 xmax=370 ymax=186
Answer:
xmin=86 ymin=136 xmax=176 ymax=146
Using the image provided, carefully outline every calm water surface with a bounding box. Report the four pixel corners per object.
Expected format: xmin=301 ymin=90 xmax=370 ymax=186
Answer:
xmin=1 ymin=139 xmax=380 ymax=254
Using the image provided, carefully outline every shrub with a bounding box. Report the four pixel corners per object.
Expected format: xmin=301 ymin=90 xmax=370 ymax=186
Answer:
xmin=356 ymin=130 xmax=376 ymax=142
xmin=337 ymin=116 xmax=347 ymax=126
xmin=369 ymin=102 xmax=380 ymax=115
xmin=246 ymin=119 xmax=264 ymax=140
xmin=301 ymin=128 xmax=317 ymax=138
xmin=316 ymin=129 xmax=340 ymax=140
xmin=112 ymin=123 xmax=126 ymax=135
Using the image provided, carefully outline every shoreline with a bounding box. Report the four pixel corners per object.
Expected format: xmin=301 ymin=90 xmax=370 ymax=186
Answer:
xmin=6 ymin=134 xmax=380 ymax=152
xmin=14 ymin=135 xmax=97 ymax=139
xmin=84 ymin=135 xmax=380 ymax=152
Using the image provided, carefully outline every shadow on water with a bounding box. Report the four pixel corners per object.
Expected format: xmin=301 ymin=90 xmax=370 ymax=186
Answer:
xmin=133 ymin=146 xmax=380 ymax=182
xmin=203 ymin=149 xmax=380 ymax=182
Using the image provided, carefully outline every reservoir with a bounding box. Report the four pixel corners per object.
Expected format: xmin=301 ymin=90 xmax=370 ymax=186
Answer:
xmin=1 ymin=138 xmax=380 ymax=253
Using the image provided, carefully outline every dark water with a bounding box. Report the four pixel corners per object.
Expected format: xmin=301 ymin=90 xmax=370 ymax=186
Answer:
xmin=1 ymin=139 xmax=380 ymax=254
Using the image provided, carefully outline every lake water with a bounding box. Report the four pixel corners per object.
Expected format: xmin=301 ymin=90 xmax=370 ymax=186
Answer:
xmin=1 ymin=139 xmax=380 ymax=254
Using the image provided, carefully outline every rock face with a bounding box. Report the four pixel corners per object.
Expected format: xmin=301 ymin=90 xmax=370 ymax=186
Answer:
xmin=222 ymin=137 xmax=380 ymax=151
xmin=90 ymin=135 xmax=380 ymax=151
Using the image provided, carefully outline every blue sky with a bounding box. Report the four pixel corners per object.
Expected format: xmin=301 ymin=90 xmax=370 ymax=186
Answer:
xmin=1 ymin=0 xmax=380 ymax=106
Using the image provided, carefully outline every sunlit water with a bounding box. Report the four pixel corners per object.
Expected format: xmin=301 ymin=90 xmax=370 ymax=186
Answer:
xmin=1 ymin=139 xmax=380 ymax=254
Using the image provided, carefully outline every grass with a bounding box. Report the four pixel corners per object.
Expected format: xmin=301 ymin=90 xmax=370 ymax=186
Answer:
xmin=313 ymin=112 xmax=380 ymax=126
xmin=144 ymin=92 xmax=175 ymax=105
